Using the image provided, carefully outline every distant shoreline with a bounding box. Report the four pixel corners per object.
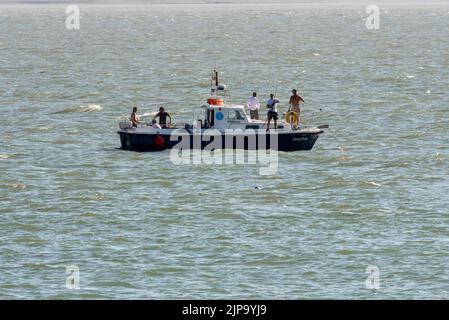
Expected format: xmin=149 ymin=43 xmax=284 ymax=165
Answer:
xmin=2 ymin=0 xmax=449 ymax=5
xmin=1 ymin=0 xmax=449 ymax=10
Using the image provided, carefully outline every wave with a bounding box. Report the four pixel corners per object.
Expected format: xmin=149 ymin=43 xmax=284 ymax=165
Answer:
xmin=366 ymin=181 xmax=381 ymax=187
xmin=9 ymin=183 xmax=26 ymax=190
xmin=142 ymin=112 xmax=158 ymax=117
xmin=53 ymin=104 xmax=103 ymax=114
xmin=25 ymin=127 xmax=52 ymax=133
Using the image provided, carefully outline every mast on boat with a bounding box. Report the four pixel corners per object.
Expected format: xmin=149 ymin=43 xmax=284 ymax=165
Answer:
xmin=208 ymin=70 xmax=230 ymax=106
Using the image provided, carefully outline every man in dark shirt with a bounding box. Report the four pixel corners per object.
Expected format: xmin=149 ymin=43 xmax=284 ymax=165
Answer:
xmin=153 ymin=107 xmax=172 ymax=128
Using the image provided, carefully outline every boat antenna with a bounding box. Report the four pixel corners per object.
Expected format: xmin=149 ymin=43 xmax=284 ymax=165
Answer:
xmin=211 ymin=69 xmax=220 ymax=96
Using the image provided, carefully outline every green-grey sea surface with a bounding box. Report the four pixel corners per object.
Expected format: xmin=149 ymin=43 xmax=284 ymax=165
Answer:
xmin=1 ymin=3 xmax=449 ymax=299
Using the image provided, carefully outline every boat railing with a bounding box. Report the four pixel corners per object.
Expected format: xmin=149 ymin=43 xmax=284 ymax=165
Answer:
xmin=302 ymin=110 xmax=318 ymax=129
xmin=278 ymin=110 xmax=321 ymax=130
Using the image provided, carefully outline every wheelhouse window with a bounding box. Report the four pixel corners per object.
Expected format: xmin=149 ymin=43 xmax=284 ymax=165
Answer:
xmin=228 ymin=110 xmax=244 ymax=120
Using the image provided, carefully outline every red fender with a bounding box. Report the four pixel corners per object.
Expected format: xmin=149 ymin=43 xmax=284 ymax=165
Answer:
xmin=154 ymin=135 xmax=165 ymax=150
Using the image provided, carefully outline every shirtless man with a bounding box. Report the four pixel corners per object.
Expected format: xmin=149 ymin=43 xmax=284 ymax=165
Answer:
xmin=130 ymin=106 xmax=140 ymax=127
xmin=289 ymin=89 xmax=304 ymax=128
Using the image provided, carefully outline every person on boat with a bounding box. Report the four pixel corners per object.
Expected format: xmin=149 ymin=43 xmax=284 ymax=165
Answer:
xmin=266 ymin=93 xmax=280 ymax=131
xmin=235 ymin=110 xmax=244 ymax=120
xmin=149 ymin=119 xmax=162 ymax=129
xmin=288 ymin=89 xmax=305 ymax=128
xmin=153 ymin=107 xmax=172 ymax=128
xmin=130 ymin=106 xmax=140 ymax=127
xmin=247 ymin=92 xmax=260 ymax=120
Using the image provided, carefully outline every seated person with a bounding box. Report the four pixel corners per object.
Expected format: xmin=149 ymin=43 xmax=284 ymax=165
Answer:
xmin=149 ymin=119 xmax=162 ymax=129
xmin=153 ymin=107 xmax=172 ymax=128
xmin=235 ymin=110 xmax=244 ymax=120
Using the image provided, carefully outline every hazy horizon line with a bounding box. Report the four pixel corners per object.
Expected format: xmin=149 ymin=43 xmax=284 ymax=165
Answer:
xmin=2 ymin=0 xmax=449 ymax=4
xmin=1 ymin=0 xmax=449 ymax=9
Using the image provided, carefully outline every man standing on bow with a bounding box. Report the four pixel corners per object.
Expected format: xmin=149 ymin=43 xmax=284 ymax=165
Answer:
xmin=288 ymin=89 xmax=305 ymax=128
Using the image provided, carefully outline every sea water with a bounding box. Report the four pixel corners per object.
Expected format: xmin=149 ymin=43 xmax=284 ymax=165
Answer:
xmin=0 ymin=2 xmax=448 ymax=299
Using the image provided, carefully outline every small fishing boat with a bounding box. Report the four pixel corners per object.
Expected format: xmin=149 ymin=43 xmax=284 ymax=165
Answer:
xmin=117 ymin=71 xmax=327 ymax=152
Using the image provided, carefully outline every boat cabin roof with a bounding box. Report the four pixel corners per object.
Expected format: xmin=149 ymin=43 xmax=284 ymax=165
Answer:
xmin=201 ymin=103 xmax=245 ymax=110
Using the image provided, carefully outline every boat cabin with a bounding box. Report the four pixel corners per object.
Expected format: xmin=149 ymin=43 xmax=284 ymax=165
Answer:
xmin=192 ymin=101 xmax=288 ymax=132
xmin=193 ymin=103 xmax=249 ymax=130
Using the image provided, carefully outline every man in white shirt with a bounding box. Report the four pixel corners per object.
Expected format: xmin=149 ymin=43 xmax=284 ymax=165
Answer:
xmin=266 ymin=93 xmax=280 ymax=131
xmin=149 ymin=119 xmax=162 ymax=129
xmin=247 ymin=92 xmax=260 ymax=120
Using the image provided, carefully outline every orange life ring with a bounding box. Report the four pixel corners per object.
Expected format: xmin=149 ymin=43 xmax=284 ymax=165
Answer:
xmin=207 ymin=98 xmax=224 ymax=106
